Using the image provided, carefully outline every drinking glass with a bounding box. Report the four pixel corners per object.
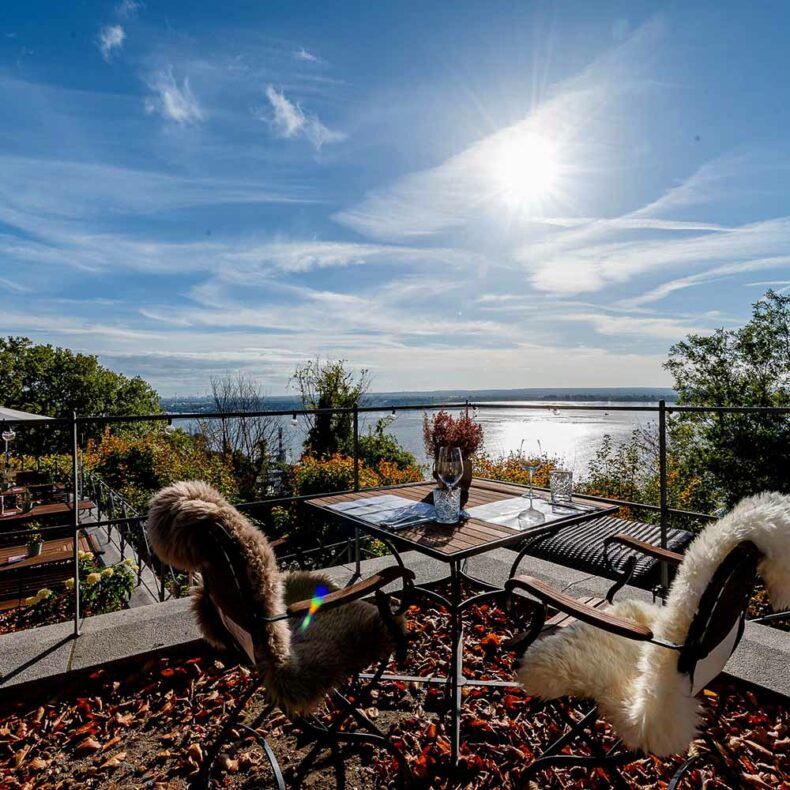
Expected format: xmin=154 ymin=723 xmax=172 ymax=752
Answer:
xmin=517 ymin=504 xmax=546 ymax=529
xmin=550 ymin=468 xmax=573 ymax=505
xmin=434 ymin=487 xmax=462 ymax=524
xmin=435 ymin=446 xmax=463 ymax=524
xmin=519 ymin=442 xmax=541 ymax=500
xmin=437 ymin=446 xmax=463 ymax=491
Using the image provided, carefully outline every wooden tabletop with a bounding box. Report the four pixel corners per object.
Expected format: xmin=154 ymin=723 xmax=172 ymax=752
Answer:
xmin=0 ymin=534 xmax=92 ymax=571
xmin=308 ymin=478 xmax=618 ymax=562
xmin=0 ymin=499 xmax=95 ymax=524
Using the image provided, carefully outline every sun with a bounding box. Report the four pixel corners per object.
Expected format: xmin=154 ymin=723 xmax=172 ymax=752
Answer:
xmin=487 ymin=131 xmax=560 ymax=211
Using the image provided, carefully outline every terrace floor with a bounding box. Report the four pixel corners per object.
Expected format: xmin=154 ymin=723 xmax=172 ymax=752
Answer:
xmin=1 ymin=550 xmax=789 ymax=788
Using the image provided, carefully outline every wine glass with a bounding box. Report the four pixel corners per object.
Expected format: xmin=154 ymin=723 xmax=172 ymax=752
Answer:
xmin=517 ymin=505 xmax=546 ymax=530
xmin=437 ymin=446 xmax=464 ymax=492
xmin=519 ymin=440 xmax=542 ymax=500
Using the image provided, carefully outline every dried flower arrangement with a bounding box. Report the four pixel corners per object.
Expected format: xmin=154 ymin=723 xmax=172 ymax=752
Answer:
xmin=422 ymin=410 xmax=484 ymax=459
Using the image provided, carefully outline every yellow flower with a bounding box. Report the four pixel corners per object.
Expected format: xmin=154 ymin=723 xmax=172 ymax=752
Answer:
xmin=23 ymin=596 xmax=37 ymax=607
xmin=78 ymin=550 xmax=94 ymax=561
xmin=85 ymin=572 xmax=101 ymax=586
xmin=64 ymin=578 xmax=75 ymax=590
xmin=36 ymin=588 xmax=53 ymax=601
xmin=101 ymin=567 xmax=114 ymax=578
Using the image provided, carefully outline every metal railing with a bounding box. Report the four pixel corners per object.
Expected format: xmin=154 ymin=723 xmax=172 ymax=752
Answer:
xmin=1 ymin=399 xmax=788 ymax=638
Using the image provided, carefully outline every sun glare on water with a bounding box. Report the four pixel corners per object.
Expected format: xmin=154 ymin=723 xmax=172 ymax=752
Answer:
xmin=487 ymin=131 xmax=561 ymax=211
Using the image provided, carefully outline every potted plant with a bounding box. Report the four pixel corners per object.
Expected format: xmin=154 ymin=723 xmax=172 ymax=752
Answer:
xmin=26 ymin=521 xmax=43 ymax=557
xmin=422 ymin=409 xmax=484 ymax=506
xmin=20 ymin=488 xmax=34 ymax=513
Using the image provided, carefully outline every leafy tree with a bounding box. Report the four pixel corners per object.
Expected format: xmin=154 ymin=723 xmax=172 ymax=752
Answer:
xmin=0 ymin=337 xmax=161 ymax=453
xmin=664 ymin=290 xmax=790 ymax=506
xmin=357 ymin=416 xmax=418 ymax=470
xmin=291 ymin=359 xmax=371 ymax=458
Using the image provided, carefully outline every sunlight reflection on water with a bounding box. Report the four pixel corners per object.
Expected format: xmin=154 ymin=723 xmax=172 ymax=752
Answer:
xmin=357 ymin=401 xmax=660 ymax=478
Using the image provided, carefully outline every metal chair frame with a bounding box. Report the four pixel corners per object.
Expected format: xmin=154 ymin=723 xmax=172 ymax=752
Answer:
xmin=505 ymin=541 xmax=762 ymax=789
xmin=197 ymin=521 xmax=415 ymax=789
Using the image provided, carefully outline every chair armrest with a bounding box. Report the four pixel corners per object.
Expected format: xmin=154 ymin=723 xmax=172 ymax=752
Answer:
xmin=269 ymin=535 xmax=290 ymax=552
xmin=604 ymin=533 xmax=684 ymax=565
xmin=505 ymin=574 xmax=654 ymax=641
xmin=287 ymin=565 xmax=415 ymax=616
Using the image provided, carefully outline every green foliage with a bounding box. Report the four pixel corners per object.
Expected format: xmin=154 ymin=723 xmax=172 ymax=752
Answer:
xmin=292 ymin=359 xmax=370 ymax=458
xmin=357 ymin=416 xmax=418 ymax=470
xmin=6 ymin=555 xmax=137 ymax=633
xmin=0 ymin=336 xmax=161 ymax=453
xmin=665 ymin=290 xmax=790 ymax=506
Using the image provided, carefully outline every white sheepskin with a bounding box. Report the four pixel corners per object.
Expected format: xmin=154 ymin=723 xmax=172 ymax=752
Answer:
xmin=517 ymin=491 xmax=790 ymax=756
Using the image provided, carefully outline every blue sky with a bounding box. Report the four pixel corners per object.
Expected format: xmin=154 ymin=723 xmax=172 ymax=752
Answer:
xmin=2 ymin=1 xmax=789 ymax=395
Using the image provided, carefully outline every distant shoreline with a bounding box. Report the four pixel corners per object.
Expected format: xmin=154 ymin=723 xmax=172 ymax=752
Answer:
xmin=161 ymin=387 xmax=677 ymax=411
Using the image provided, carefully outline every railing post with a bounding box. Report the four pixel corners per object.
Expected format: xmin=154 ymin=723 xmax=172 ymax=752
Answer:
xmin=352 ymin=405 xmax=361 ymax=580
xmin=352 ymin=405 xmax=359 ymax=492
xmin=658 ymin=399 xmax=669 ymax=594
xmin=71 ymin=411 xmax=81 ymax=638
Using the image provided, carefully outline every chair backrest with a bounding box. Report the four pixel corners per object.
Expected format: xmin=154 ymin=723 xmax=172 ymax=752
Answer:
xmin=200 ymin=519 xmax=282 ymax=666
xmin=677 ymin=540 xmax=760 ymax=695
xmin=15 ymin=471 xmax=46 ymax=486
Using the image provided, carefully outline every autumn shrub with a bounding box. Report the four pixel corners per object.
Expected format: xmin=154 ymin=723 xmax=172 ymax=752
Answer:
xmin=475 ymin=451 xmax=558 ymax=489
xmin=82 ymin=427 xmax=239 ymax=510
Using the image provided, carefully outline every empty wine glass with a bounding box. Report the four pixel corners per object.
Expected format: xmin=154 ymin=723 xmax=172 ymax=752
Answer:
xmin=517 ymin=504 xmax=546 ymax=530
xmin=437 ymin=446 xmax=463 ymax=492
xmin=519 ymin=440 xmax=542 ymax=500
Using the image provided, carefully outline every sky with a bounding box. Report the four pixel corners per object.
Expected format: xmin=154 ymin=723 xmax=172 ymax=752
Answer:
xmin=1 ymin=1 xmax=790 ymax=396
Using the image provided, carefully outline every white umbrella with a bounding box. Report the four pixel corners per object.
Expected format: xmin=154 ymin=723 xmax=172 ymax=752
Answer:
xmin=0 ymin=407 xmax=52 ymax=422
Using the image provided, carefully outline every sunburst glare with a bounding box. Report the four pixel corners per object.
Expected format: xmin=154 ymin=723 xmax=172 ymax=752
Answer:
xmin=487 ymin=131 xmax=561 ymax=212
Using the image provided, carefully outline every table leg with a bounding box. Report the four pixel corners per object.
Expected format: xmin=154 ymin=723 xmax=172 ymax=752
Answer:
xmin=448 ymin=561 xmax=463 ymax=767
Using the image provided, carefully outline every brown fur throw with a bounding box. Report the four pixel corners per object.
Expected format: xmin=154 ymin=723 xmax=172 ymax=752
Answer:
xmin=147 ymin=480 xmax=400 ymax=714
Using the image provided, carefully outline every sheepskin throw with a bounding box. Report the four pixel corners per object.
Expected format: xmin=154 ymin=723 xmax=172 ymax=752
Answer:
xmin=517 ymin=491 xmax=790 ymax=756
xmin=147 ymin=480 xmax=401 ymax=714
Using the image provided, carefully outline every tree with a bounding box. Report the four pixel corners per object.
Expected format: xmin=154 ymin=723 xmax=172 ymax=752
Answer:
xmin=196 ymin=373 xmax=279 ymax=498
xmin=291 ymin=359 xmax=371 ymax=458
xmin=0 ymin=337 xmax=161 ymax=453
xmin=664 ymin=290 xmax=790 ymax=506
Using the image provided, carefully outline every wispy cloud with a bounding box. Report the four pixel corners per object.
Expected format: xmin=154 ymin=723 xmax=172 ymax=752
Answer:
xmin=335 ymin=19 xmax=664 ymax=242
xmin=98 ymin=25 xmax=125 ymax=62
xmin=116 ymin=0 xmax=143 ymax=18
xmin=294 ymin=47 xmax=319 ymax=63
xmin=145 ymin=68 xmax=204 ymax=124
xmin=621 ymin=257 xmax=790 ymax=308
xmin=261 ymin=85 xmax=345 ymax=150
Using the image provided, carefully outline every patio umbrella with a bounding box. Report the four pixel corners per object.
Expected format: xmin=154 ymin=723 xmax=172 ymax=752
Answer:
xmin=0 ymin=407 xmax=52 ymax=422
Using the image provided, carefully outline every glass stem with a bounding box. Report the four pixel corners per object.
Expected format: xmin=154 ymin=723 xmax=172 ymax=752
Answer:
xmin=528 ymin=469 xmax=533 ymax=501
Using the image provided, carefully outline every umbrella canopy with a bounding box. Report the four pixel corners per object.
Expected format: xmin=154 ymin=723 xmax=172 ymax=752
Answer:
xmin=0 ymin=407 xmax=52 ymax=422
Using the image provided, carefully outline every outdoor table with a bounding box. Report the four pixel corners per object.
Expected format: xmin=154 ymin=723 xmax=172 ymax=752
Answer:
xmin=0 ymin=534 xmax=93 ymax=571
xmin=308 ymin=477 xmax=618 ymax=768
xmin=0 ymin=499 xmax=95 ymax=525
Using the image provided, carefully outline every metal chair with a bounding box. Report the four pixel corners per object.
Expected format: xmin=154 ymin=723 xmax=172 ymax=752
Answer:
xmin=146 ymin=481 xmax=415 ymax=789
xmin=506 ymin=488 xmax=790 ymax=790
xmin=506 ymin=540 xmax=763 ymax=788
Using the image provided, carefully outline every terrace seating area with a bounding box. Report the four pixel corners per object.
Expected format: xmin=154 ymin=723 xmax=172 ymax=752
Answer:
xmin=0 ymin=469 xmax=97 ymax=611
xmin=0 ymin=405 xmax=788 ymax=788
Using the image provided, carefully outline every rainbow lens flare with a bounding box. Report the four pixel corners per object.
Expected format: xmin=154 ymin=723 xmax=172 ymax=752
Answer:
xmin=300 ymin=584 xmax=329 ymax=632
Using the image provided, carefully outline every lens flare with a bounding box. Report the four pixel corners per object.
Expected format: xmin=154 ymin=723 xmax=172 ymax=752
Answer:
xmin=300 ymin=584 xmax=329 ymax=631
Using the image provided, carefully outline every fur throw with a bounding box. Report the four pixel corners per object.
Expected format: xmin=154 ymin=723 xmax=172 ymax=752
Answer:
xmin=147 ymin=481 xmax=401 ymax=715
xmin=517 ymin=491 xmax=790 ymax=756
